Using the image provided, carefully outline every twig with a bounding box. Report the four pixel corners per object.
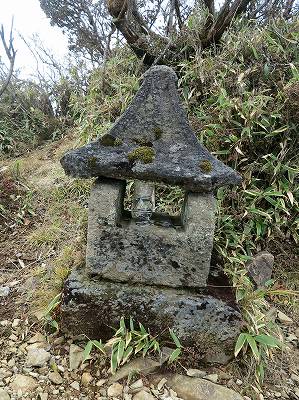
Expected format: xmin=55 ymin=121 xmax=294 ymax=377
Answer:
xmin=0 ymin=19 xmax=17 ymax=98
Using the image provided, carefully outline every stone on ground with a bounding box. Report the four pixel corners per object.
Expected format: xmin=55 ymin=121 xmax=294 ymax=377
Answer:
xmin=0 ymin=286 xmax=10 ymax=297
xmin=10 ymin=374 xmax=38 ymax=392
xmin=246 ymin=251 xmax=274 ymax=287
xmin=277 ymin=310 xmax=293 ymax=324
xmin=107 ymin=382 xmax=123 ymax=397
xmin=81 ymin=371 xmax=93 ymax=386
xmin=48 ymin=371 xmax=63 ymax=385
xmin=27 ymin=332 xmax=47 ymax=344
xmin=109 ymin=357 xmax=161 ymax=383
xmin=0 ymin=389 xmax=10 ymax=400
xmin=133 ymin=390 xmax=155 ymax=400
xmin=152 ymin=374 xmax=243 ymax=400
xmin=69 ymin=344 xmax=84 ymax=370
xmin=186 ymin=369 xmax=207 ymax=378
xmin=26 ymin=348 xmax=51 ymax=367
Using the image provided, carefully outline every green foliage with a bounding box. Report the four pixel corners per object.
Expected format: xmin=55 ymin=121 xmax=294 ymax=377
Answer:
xmin=82 ymin=317 xmax=182 ymax=374
xmin=0 ymin=81 xmax=66 ymax=155
xmin=43 ymin=292 xmax=62 ymax=332
xmin=178 ymin=19 xmax=299 ymax=261
xmin=231 ymin=268 xmax=298 ymax=384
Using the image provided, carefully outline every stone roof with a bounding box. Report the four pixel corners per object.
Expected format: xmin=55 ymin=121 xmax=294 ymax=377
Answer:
xmin=61 ymin=66 xmax=241 ymax=192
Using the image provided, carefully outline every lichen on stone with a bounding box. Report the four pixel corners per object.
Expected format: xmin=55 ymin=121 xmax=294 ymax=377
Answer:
xmin=199 ymin=160 xmax=213 ymax=173
xmin=133 ymin=136 xmax=153 ymax=147
xmin=100 ymin=134 xmax=122 ymax=147
xmin=128 ymin=146 xmax=155 ymax=164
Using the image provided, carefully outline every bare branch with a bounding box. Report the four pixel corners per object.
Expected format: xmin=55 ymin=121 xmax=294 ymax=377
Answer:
xmin=174 ymin=0 xmax=183 ymax=29
xmin=0 ymin=20 xmax=17 ymax=98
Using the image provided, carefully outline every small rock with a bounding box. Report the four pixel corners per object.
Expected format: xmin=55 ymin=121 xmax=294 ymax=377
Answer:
xmin=0 ymin=389 xmax=10 ymax=400
xmin=277 ymin=311 xmax=293 ymax=325
xmin=186 ymin=369 xmax=206 ymax=378
xmin=133 ymin=390 xmax=155 ymax=400
xmin=12 ymin=319 xmax=21 ymax=328
xmin=236 ymin=379 xmax=243 ymax=385
xmin=107 ymin=382 xmax=123 ymax=397
xmin=291 ymin=373 xmax=299 ymax=384
xmin=96 ymin=379 xmax=107 ymax=387
xmin=81 ymin=372 xmax=93 ymax=386
xmin=159 ymin=374 xmax=243 ymax=400
xmin=246 ymin=251 xmax=274 ymax=287
xmin=49 ymin=372 xmax=63 ymax=385
xmin=69 ymin=344 xmax=84 ymax=371
xmin=204 ymin=374 xmax=218 ymax=383
xmin=53 ymin=336 xmax=65 ymax=345
xmin=295 ymin=327 xmax=299 ymax=337
xmin=109 ymin=357 xmax=160 ymax=383
xmin=0 ymin=368 xmax=12 ymax=379
xmin=10 ymin=374 xmax=38 ymax=392
xmin=130 ymin=378 xmax=143 ymax=392
xmin=0 ymin=286 xmax=10 ymax=297
xmin=70 ymin=381 xmax=80 ymax=391
xmin=26 ymin=349 xmax=51 ymax=367
xmin=27 ymin=333 xmax=47 ymax=344
xmin=38 ymin=394 xmax=48 ymax=400
xmin=286 ymin=334 xmax=297 ymax=342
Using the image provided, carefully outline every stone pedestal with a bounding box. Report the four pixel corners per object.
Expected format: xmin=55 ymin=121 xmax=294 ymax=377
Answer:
xmin=62 ymin=268 xmax=241 ymax=364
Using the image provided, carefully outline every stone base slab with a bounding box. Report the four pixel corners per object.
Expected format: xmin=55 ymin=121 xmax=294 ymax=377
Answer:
xmin=61 ymin=268 xmax=243 ymax=364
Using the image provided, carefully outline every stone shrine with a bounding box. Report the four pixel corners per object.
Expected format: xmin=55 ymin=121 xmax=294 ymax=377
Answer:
xmin=60 ymin=66 xmax=243 ymax=363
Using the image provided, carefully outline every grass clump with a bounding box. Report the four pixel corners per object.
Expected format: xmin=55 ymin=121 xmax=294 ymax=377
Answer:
xmin=128 ymin=146 xmax=155 ymax=164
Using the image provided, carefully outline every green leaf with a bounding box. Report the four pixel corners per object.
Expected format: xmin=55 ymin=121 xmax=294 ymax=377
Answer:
xmin=139 ymin=322 xmax=147 ymax=335
xmin=169 ymin=329 xmax=182 ymax=348
xmin=134 ymin=341 xmax=145 ymax=355
xmin=117 ymin=340 xmax=125 ymax=365
xmin=121 ymin=346 xmax=133 ymax=365
xmin=44 ymin=293 xmax=61 ymax=316
xmin=92 ymin=340 xmax=105 ymax=354
xmin=256 ymin=362 xmax=265 ymax=383
xmin=49 ymin=319 xmax=59 ymax=331
xmin=83 ymin=340 xmax=93 ymax=363
xmin=111 ymin=349 xmax=118 ymax=375
xmin=168 ymin=348 xmax=181 ymax=363
xmin=125 ymin=331 xmax=132 ymax=348
xmin=254 ymin=334 xmax=281 ymax=348
xmin=234 ymin=333 xmax=247 ymax=357
xmin=245 ymin=334 xmax=260 ymax=360
xmin=129 ymin=317 xmax=134 ymax=331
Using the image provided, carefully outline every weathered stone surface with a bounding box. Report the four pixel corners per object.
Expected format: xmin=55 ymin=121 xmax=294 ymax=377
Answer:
xmin=107 ymin=382 xmax=123 ymax=396
xmin=61 ymin=268 xmax=242 ymax=364
xmin=26 ymin=348 xmax=51 ymax=367
xmin=0 ymin=286 xmax=10 ymax=297
xmin=86 ymin=179 xmax=215 ymax=288
xmin=246 ymin=251 xmax=274 ymax=287
xmin=0 ymin=389 xmax=10 ymax=400
xmin=61 ymin=66 xmax=241 ymax=192
xmin=152 ymin=374 xmax=243 ymax=400
xmin=10 ymin=374 xmax=38 ymax=392
xmin=69 ymin=344 xmax=84 ymax=371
